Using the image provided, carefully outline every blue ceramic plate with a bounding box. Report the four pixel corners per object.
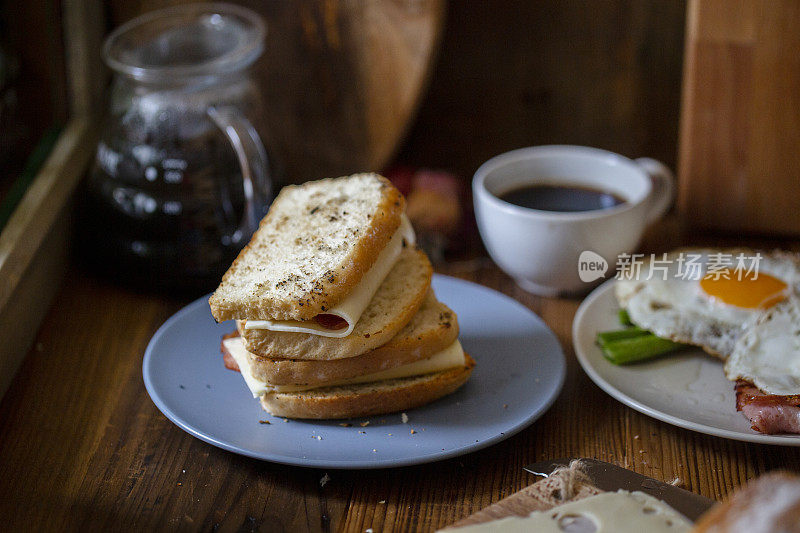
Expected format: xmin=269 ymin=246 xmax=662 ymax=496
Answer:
xmin=143 ymin=275 xmax=565 ymax=468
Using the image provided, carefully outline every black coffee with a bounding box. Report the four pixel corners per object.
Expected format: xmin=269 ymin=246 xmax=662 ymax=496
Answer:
xmin=498 ymin=184 xmax=625 ymax=212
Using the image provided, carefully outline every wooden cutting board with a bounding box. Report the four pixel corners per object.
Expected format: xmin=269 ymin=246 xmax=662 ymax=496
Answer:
xmin=110 ymin=0 xmax=445 ymax=184
xmin=443 ymin=459 xmax=715 ymax=530
xmin=678 ymin=0 xmax=800 ymax=236
xmin=444 ymin=468 xmax=603 ymax=529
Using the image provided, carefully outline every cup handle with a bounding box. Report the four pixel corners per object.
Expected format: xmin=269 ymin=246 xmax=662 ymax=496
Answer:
xmin=634 ymin=157 xmax=675 ymax=224
xmin=207 ymin=106 xmax=272 ymax=243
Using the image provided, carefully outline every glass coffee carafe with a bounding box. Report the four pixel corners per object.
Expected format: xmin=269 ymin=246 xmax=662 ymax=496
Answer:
xmin=81 ymin=3 xmax=273 ymax=291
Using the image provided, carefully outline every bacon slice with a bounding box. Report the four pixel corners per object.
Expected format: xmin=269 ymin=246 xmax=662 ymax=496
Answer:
xmin=220 ymin=331 xmax=241 ymax=372
xmin=735 ymin=380 xmax=800 ymax=434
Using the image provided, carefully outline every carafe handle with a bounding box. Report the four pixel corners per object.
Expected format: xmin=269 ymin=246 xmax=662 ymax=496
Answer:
xmin=207 ymin=106 xmax=271 ymax=243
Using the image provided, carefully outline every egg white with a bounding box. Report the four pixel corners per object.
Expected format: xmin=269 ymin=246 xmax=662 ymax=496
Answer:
xmin=725 ymin=295 xmax=800 ymax=395
xmin=615 ymin=249 xmax=800 ymax=359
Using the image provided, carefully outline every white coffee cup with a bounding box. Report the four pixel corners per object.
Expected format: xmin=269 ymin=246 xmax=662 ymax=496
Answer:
xmin=473 ymin=145 xmax=674 ymax=296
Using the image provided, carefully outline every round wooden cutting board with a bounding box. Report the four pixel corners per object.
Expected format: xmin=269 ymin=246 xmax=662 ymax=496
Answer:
xmin=110 ymin=0 xmax=446 ymax=184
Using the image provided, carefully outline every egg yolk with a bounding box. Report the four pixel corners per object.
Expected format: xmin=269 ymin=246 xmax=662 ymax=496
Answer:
xmin=700 ymin=269 xmax=787 ymax=309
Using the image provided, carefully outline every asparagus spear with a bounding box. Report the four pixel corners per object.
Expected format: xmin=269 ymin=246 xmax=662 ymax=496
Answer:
xmin=599 ymin=334 xmax=685 ymax=365
xmin=595 ymin=307 xmax=686 ymax=365
xmin=618 ymin=309 xmax=633 ymax=326
xmin=597 ymin=327 xmax=649 ymax=346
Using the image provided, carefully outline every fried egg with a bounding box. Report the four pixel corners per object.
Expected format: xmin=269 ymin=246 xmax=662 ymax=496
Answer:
xmin=615 ymin=249 xmax=800 ymax=359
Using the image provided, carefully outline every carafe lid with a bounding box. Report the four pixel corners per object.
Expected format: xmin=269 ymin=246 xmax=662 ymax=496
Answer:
xmin=103 ymin=2 xmax=265 ymax=83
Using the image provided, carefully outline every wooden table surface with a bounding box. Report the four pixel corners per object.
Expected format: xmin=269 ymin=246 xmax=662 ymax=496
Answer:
xmin=2 ymin=220 xmax=800 ymax=531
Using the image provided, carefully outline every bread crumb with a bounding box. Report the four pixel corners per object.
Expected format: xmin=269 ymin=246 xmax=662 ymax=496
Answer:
xmin=366 ymin=529 xmax=373 ymax=533
xmin=360 ymin=421 xmax=370 ymax=427
xmin=359 ymin=431 xmax=366 ymax=434
xmin=670 ymin=477 xmax=683 ymax=487
xmin=177 ymin=482 xmax=182 ymax=486
xmin=259 ymin=420 xmax=271 ymax=425
xmin=401 ymin=413 xmax=409 ymax=424
xmin=283 ymin=418 xmax=290 ymax=423
xmin=372 ymin=449 xmax=377 ymax=453
xmin=633 ymin=435 xmax=639 ymax=439
xmin=410 ymin=430 xmax=416 ymax=435
xmin=339 ymin=423 xmax=352 ymax=427
xmin=388 ymin=433 xmax=392 ymax=436
xmin=378 ymin=500 xmax=386 ymax=504
xmin=503 ymin=404 xmax=508 ymax=409
xmin=317 ymin=436 xmax=322 ymax=440
xmin=320 ymin=473 xmax=330 ymax=487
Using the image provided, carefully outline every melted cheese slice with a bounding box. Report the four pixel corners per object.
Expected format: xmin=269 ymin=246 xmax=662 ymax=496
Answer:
xmin=445 ymin=491 xmax=691 ymax=533
xmin=224 ymin=337 xmax=465 ymax=397
xmin=244 ymin=215 xmax=415 ymax=338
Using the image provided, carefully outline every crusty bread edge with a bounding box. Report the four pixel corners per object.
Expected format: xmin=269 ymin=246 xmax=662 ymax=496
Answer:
xmin=209 ymin=174 xmax=406 ymax=322
xmin=259 ymin=354 xmax=475 ymax=419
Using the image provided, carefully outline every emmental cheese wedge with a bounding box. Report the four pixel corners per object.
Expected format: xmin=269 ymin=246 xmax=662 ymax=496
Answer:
xmin=445 ymin=491 xmax=692 ymax=533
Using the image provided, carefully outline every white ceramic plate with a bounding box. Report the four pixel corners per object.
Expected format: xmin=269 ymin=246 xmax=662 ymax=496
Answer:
xmin=573 ymin=279 xmax=800 ymax=445
xmin=144 ymin=274 xmax=566 ymax=468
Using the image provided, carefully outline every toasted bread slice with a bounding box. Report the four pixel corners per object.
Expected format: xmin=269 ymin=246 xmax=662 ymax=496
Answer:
xmin=259 ymin=354 xmax=475 ymax=419
xmin=236 ymin=293 xmax=458 ymax=386
xmin=239 ymin=246 xmax=432 ymax=360
xmin=209 ymin=173 xmax=405 ymax=323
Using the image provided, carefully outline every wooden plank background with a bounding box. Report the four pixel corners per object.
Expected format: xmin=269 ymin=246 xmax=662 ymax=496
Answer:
xmin=398 ymin=0 xmax=686 ymax=177
xmin=679 ymin=0 xmax=800 ymax=236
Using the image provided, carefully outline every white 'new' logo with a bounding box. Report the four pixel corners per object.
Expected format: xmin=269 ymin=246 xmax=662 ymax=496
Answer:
xmin=578 ymin=250 xmax=608 ymax=282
